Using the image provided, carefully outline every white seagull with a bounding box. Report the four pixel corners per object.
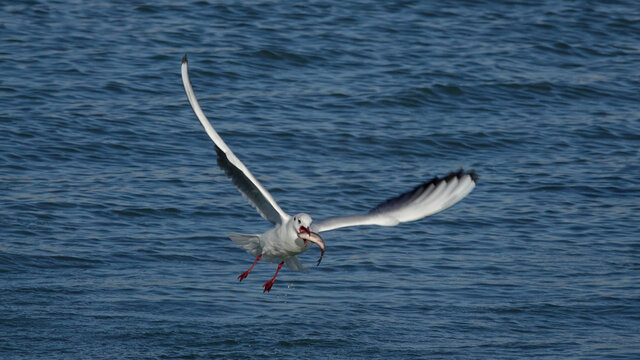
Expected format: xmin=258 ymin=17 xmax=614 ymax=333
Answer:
xmin=181 ymin=55 xmax=478 ymax=292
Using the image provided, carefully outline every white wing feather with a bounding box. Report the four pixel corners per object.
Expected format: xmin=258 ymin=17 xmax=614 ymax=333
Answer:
xmin=312 ymin=170 xmax=477 ymax=233
xmin=181 ymin=55 xmax=288 ymax=225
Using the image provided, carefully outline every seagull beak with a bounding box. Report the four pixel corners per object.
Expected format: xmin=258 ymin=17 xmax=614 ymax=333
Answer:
xmin=297 ymin=231 xmax=325 ymax=266
xmin=298 ymin=226 xmax=311 ymax=246
xmin=298 ymin=226 xmax=311 ymax=234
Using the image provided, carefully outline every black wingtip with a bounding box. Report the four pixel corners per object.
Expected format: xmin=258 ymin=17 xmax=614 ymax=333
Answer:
xmin=182 ymin=54 xmax=188 ymax=64
xmin=436 ymin=169 xmax=478 ymax=186
xmin=450 ymin=169 xmax=478 ymax=183
xmin=444 ymin=170 xmax=458 ymax=182
xmin=369 ymin=168 xmax=478 ymax=214
xmin=469 ymin=170 xmax=478 ymax=183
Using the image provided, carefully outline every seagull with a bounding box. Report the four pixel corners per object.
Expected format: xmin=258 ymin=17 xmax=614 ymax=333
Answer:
xmin=181 ymin=55 xmax=477 ymax=292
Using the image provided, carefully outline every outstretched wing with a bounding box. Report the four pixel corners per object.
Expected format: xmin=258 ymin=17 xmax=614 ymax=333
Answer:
xmin=311 ymin=170 xmax=477 ymax=233
xmin=181 ymin=55 xmax=288 ymax=225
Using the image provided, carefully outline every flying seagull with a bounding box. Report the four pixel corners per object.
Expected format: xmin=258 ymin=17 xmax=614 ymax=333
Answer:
xmin=181 ymin=55 xmax=477 ymax=292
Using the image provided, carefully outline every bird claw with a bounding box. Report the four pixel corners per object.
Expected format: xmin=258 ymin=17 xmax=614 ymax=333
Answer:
xmin=263 ymin=280 xmax=275 ymax=293
xmin=316 ymin=256 xmax=323 ymax=266
xmin=237 ymin=271 xmax=250 ymax=281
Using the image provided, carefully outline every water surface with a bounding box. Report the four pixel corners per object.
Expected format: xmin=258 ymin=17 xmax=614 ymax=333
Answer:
xmin=1 ymin=1 xmax=639 ymax=358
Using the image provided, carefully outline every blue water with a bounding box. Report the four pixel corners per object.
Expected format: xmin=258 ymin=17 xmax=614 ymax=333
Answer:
xmin=2 ymin=1 xmax=639 ymax=358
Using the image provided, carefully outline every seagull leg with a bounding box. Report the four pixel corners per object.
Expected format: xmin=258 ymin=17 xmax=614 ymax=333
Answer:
xmin=238 ymin=254 xmax=262 ymax=281
xmin=263 ymin=261 xmax=284 ymax=293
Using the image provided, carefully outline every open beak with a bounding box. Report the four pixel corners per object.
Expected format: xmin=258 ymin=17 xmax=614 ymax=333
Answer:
xmin=298 ymin=226 xmax=310 ymax=234
xmin=297 ymin=231 xmax=325 ymax=266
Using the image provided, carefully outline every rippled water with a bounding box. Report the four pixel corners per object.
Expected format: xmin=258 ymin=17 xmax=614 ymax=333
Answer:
xmin=2 ymin=1 xmax=639 ymax=358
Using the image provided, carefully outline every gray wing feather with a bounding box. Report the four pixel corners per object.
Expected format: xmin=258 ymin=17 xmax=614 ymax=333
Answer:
xmin=182 ymin=55 xmax=288 ymax=225
xmin=214 ymin=146 xmax=285 ymax=224
xmin=312 ymin=170 xmax=477 ymax=233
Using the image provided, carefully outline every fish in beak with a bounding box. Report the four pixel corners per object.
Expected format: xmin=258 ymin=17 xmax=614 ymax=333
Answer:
xmin=297 ymin=231 xmax=325 ymax=266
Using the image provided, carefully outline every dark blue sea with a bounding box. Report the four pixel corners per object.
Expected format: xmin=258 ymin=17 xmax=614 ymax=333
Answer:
xmin=2 ymin=1 xmax=639 ymax=358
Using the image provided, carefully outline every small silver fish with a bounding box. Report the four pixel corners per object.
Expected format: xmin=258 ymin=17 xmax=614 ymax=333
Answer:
xmin=297 ymin=231 xmax=325 ymax=266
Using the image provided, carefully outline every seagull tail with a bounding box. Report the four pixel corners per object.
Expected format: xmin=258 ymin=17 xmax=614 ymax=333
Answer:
xmin=228 ymin=233 xmax=262 ymax=258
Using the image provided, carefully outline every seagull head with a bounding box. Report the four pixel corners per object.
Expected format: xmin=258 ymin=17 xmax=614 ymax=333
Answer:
xmin=293 ymin=213 xmax=325 ymax=266
xmin=293 ymin=213 xmax=313 ymax=234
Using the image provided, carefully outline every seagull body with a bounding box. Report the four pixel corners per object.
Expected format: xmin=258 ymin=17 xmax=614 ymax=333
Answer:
xmin=181 ymin=55 xmax=477 ymax=292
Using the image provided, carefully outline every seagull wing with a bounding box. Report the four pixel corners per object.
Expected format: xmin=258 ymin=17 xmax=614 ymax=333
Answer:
xmin=311 ymin=170 xmax=477 ymax=233
xmin=181 ymin=55 xmax=288 ymax=225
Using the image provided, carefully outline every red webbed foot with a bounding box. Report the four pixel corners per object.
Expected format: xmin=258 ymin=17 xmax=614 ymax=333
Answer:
xmin=263 ymin=279 xmax=275 ymax=293
xmin=262 ymin=261 xmax=284 ymax=293
xmin=238 ymin=254 xmax=262 ymax=282
xmin=237 ymin=271 xmax=250 ymax=281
